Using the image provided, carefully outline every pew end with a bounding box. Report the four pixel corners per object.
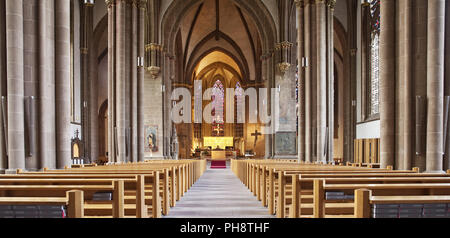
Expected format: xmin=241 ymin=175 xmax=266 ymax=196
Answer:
xmin=67 ymin=190 xmax=84 ymax=218
xmin=354 ymin=189 xmax=371 ymax=218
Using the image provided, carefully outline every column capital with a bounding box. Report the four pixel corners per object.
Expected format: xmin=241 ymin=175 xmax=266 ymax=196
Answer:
xmin=105 ymin=0 xmax=115 ymax=8
xmin=275 ymin=41 xmax=294 ymax=51
xmin=327 ymin=0 xmax=336 ymax=9
xmin=80 ymin=48 xmax=89 ymax=55
xmin=315 ymin=0 xmax=325 ymax=4
xmin=294 ymin=0 xmax=304 ymax=8
xmin=137 ymin=0 xmax=147 ymax=9
xmin=145 ymin=43 xmax=162 ymax=52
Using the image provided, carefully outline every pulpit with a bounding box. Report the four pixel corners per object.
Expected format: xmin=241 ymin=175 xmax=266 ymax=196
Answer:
xmin=211 ymin=151 xmax=227 ymax=169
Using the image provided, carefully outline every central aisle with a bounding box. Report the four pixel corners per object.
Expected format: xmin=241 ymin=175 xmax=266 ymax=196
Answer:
xmin=164 ymin=164 xmax=275 ymax=218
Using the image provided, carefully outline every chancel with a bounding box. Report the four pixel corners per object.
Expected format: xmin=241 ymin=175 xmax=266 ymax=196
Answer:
xmin=0 ymin=0 xmax=449 ymax=220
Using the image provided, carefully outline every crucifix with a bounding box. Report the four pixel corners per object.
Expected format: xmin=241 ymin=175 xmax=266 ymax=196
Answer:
xmin=74 ymin=129 xmax=80 ymax=139
xmin=251 ymin=129 xmax=262 ymax=150
xmin=214 ymin=125 xmax=222 ymax=135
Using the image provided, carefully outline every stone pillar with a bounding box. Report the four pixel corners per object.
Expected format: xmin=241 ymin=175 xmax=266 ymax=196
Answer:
xmin=38 ymin=0 xmax=56 ymax=169
xmin=124 ymin=0 xmax=131 ymax=162
xmin=304 ymin=0 xmax=312 ymax=163
xmin=327 ymin=0 xmax=335 ymax=163
xmin=397 ymin=0 xmax=413 ymax=170
xmin=379 ymin=0 xmax=396 ymax=169
xmin=6 ymin=0 xmax=26 ymax=170
xmin=316 ymin=0 xmax=327 ymax=163
xmin=107 ymin=0 xmax=116 ymax=163
xmin=80 ymin=2 xmax=91 ymax=163
xmin=445 ymin=0 xmax=450 ymax=170
xmin=310 ymin=0 xmax=317 ymax=162
xmin=131 ymin=1 xmax=138 ymax=162
xmin=55 ymin=0 xmax=72 ymax=169
xmin=0 ymin=0 xmax=7 ymax=171
xmin=295 ymin=0 xmax=305 ymax=162
xmin=345 ymin=0 xmax=358 ymax=164
xmin=89 ymin=23 xmax=98 ymax=164
xmin=138 ymin=0 xmax=146 ymax=162
xmin=426 ymin=0 xmax=446 ymax=173
xmin=412 ymin=0 xmax=428 ymax=170
xmin=116 ymin=0 xmax=127 ymax=162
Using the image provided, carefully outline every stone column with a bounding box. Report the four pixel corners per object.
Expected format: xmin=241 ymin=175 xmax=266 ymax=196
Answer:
xmin=124 ymin=0 xmax=131 ymax=162
xmin=426 ymin=0 xmax=446 ymax=173
xmin=445 ymin=0 xmax=450 ymax=171
xmin=0 ymin=0 xmax=7 ymax=171
xmin=310 ymin=0 xmax=317 ymax=162
xmin=345 ymin=0 xmax=358 ymax=164
xmin=80 ymin=2 xmax=91 ymax=163
xmin=89 ymin=25 xmax=98 ymax=164
xmin=397 ymin=0 xmax=413 ymax=170
xmin=316 ymin=0 xmax=327 ymax=163
xmin=295 ymin=0 xmax=305 ymax=162
xmin=55 ymin=0 xmax=72 ymax=169
xmin=327 ymin=0 xmax=335 ymax=163
xmin=304 ymin=0 xmax=312 ymax=163
xmin=138 ymin=0 xmax=146 ymax=162
xmin=379 ymin=0 xmax=396 ymax=169
xmin=39 ymin=0 xmax=56 ymax=169
xmin=412 ymin=0 xmax=428 ymax=170
xmin=107 ymin=0 xmax=116 ymax=163
xmin=116 ymin=0 xmax=127 ymax=162
xmin=131 ymin=1 xmax=138 ymax=162
xmin=6 ymin=0 xmax=26 ymax=170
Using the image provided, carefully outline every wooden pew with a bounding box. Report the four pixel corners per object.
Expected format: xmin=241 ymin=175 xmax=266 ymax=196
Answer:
xmin=355 ymin=189 xmax=450 ymax=218
xmin=29 ymin=166 xmax=172 ymax=216
xmin=312 ymin=181 xmax=450 ymax=218
xmin=0 ymin=190 xmax=84 ymax=218
xmin=233 ymin=159 xmax=450 ymax=219
xmin=2 ymin=174 xmax=160 ymax=218
xmin=280 ymin=173 xmax=450 ymax=218
xmin=0 ymin=182 xmax=130 ymax=218
xmin=0 ymin=160 xmax=206 ymax=218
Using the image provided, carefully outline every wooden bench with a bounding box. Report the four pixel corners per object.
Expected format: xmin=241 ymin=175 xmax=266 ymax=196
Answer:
xmin=26 ymin=166 xmax=175 ymax=216
xmin=1 ymin=174 xmax=160 ymax=218
xmin=355 ymin=189 xmax=450 ymax=218
xmin=232 ymin=159 xmax=450 ymax=219
xmin=1 ymin=159 xmax=208 ymax=218
xmin=277 ymin=173 xmax=450 ymax=218
xmin=0 ymin=190 xmax=84 ymax=218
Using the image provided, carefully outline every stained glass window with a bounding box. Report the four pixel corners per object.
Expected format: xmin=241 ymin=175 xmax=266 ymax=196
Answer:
xmin=369 ymin=0 xmax=380 ymax=116
xmin=212 ymin=80 xmax=225 ymax=136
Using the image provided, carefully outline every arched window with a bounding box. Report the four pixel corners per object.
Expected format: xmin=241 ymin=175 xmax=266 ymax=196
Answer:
xmin=235 ymin=82 xmax=244 ymax=138
xmin=362 ymin=0 xmax=380 ymax=119
xmin=212 ymin=79 xmax=225 ymax=137
xmin=369 ymin=0 xmax=380 ymax=116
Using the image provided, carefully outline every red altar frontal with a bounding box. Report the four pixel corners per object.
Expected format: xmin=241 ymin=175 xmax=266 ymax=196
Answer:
xmin=210 ymin=151 xmax=227 ymax=169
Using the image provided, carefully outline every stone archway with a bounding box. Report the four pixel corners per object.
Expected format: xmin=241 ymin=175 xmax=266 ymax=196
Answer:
xmin=160 ymin=0 xmax=278 ymax=160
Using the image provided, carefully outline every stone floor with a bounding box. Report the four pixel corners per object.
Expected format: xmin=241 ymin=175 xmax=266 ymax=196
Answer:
xmin=164 ymin=163 xmax=275 ymax=218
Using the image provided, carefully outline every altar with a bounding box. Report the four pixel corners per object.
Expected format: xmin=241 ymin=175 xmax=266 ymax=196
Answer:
xmin=211 ymin=151 xmax=227 ymax=169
